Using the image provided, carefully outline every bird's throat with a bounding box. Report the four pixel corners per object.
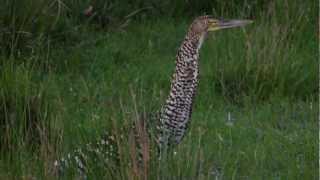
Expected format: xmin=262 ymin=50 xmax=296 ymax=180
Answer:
xmin=197 ymin=35 xmax=205 ymax=52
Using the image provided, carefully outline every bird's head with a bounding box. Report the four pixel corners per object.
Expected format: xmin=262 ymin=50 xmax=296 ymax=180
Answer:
xmin=188 ymin=15 xmax=252 ymax=48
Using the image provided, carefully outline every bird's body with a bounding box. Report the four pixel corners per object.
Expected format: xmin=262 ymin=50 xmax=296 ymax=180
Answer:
xmin=54 ymin=16 xmax=252 ymax=177
xmin=158 ymin=32 xmax=200 ymax=147
xmin=157 ymin=16 xmax=252 ymax=148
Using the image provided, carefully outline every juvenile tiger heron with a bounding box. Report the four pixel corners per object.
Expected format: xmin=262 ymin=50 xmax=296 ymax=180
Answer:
xmin=157 ymin=16 xmax=252 ymax=149
xmin=54 ymin=15 xmax=252 ymax=176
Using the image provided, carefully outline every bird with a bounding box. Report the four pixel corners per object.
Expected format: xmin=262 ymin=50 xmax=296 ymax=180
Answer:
xmin=54 ymin=15 xmax=252 ymax=177
xmin=157 ymin=15 xmax=252 ymax=151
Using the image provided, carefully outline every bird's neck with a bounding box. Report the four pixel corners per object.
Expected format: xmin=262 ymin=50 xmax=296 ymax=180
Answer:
xmin=172 ymin=37 xmax=200 ymax=95
xmin=177 ymin=37 xmax=200 ymax=63
xmin=158 ymin=37 xmax=201 ymax=146
xmin=197 ymin=35 xmax=206 ymax=52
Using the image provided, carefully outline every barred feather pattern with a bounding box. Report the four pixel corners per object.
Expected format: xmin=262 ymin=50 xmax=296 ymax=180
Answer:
xmin=158 ymin=35 xmax=202 ymax=148
xmin=54 ymin=131 xmax=120 ymax=177
xmin=53 ymin=119 xmax=154 ymax=177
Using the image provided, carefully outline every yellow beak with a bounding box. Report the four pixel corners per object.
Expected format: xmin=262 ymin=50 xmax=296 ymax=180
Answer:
xmin=208 ymin=19 xmax=253 ymax=31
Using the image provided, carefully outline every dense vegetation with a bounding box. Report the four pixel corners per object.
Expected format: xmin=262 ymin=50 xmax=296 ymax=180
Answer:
xmin=0 ymin=0 xmax=318 ymax=179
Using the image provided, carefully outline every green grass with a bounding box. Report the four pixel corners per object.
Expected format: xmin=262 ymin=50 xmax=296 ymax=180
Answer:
xmin=0 ymin=1 xmax=318 ymax=179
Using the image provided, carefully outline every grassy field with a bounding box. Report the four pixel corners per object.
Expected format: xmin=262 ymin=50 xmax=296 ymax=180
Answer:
xmin=0 ymin=1 xmax=318 ymax=179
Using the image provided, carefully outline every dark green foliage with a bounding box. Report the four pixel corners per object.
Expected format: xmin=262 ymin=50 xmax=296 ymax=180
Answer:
xmin=0 ymin=0 xmax=318 ymax=179
xmin=2 ymin=0 xmax=317 ymax=57
xmin=0 ymin=0 xmax=63 ymax=56
xmin=0 ymin=60 xmax=59 ymax=169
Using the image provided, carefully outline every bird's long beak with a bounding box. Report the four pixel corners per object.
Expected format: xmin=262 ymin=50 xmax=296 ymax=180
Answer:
xmin=208 ymin=19 xmax=253 ymax=31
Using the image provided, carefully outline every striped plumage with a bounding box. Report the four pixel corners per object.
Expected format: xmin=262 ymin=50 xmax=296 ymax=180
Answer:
xmin=158 ymin=16 xmax=215 ymax=148
xmin=54 ymin=16 xmax=252 ymax=177
xmin=54 ymin=131 xmax=120 ymax=177
xmin=157 ymin=16 xmax=252 ymax=148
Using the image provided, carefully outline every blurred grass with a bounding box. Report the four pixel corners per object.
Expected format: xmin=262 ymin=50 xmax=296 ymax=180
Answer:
xmin=0 ymin=0 xmax=318 ymax=179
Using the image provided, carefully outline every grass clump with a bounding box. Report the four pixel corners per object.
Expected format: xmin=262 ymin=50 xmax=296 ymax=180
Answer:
xmin=0 ymin=60 xmax=60 ymax=178
xmin=201 ymin=0 xmax=317 ymax=102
